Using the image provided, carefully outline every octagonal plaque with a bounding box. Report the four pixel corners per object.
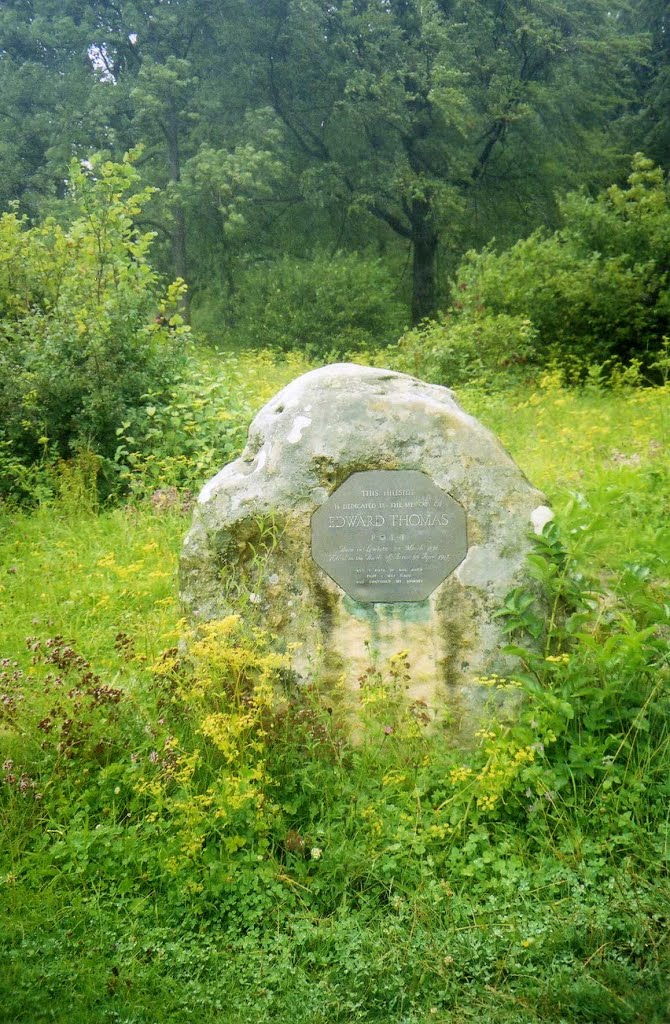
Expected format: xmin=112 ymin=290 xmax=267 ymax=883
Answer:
xmin=311 ymin=470 xmax=467 ymax=603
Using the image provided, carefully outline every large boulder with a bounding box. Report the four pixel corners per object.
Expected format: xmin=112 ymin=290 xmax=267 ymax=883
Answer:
xmin=180 ymin=363 xmax=551 ymax=735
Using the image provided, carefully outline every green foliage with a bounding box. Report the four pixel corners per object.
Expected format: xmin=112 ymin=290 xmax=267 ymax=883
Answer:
xmin=0 ymin=152 xmax=188 ymax=502
xmin=391 ymin=312 xmax=538 ymax=387
xmin=0 ymin=0 xmax=652 ymax=330
xmin=452 ymin=155 xmax=670 ymax=375
xmin=113 ymin=349 xmax=312 ymax=498
xmin=0 ymin=0 xmax=109 ymax=217
xmin=1 ymin=358 xmax=669 ymax=1021
xmin=390 ymin=156 xmax=670 ymax=386
xmin=622 ymin=0 xmax=670 ymax=168
xmin=253 ymin=0 xmax=640 ymax=322
xmin=181 ymin=111 xmax=287 ymax=239
xmin=483 ymin=522 xmax=670 ymax=823
xmin=228 ymin=250 xmax=407 ymax=357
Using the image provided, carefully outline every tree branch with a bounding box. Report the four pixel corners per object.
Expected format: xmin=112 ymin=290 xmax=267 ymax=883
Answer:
xmin=267 ymin=57 xmax=331 ymax=161
xmin=368 ymin=202 xmax=412 ymax=239
xmin=136 ymin=217 xmax=174 ymax=240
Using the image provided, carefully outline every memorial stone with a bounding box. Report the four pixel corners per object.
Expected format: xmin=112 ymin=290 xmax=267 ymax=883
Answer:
xmin=180 ymin=363 xmax=552 ymax=735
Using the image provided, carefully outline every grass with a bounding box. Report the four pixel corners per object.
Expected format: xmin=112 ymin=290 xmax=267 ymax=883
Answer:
xmin=0 ymin=353 xmax=669 ymax=1024
xmin=460 ymin=374 xmax=669 ymax=573
xmin=0 ymin=505 xmax=183 ymax=668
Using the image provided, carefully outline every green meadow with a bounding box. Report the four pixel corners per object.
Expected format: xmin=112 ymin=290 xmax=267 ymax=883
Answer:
xmin=1 ymin=5 xmax=669 ymax=1017
xmin=1 ymin=353 xmax=668 ymax=1024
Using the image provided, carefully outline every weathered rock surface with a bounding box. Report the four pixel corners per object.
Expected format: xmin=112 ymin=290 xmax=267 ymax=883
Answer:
xmin=180 ymin=363 xmax=551 ymax=735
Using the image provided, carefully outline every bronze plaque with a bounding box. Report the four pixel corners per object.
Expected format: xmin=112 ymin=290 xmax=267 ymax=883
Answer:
xmin=311 ymin=470 xmax=467 ymax=603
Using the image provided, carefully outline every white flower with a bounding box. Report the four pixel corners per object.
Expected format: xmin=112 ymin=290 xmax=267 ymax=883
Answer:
xmin=310 ymin=847 xmax=322 ymax=860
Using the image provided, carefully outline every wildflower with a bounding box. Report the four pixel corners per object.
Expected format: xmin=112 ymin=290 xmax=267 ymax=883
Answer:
xmin=310 ymin=847 xmax=322 ymax=860
xmin=249 ymin=592 xmax=262 ymax=605
xmin=149 ymin=750 xmax=159 ymax=763
xmin=383 ymin=725 xmax=393 ymax=735
xmin=476 ymin=673 xmax=501 ymax=686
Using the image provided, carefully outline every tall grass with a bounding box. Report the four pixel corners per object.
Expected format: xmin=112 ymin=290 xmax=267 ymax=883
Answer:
xmin=0 ymin=354 xmax=668 ymax=1024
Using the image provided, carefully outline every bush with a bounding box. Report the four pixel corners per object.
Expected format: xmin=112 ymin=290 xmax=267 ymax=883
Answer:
xmin=391 ymin=312 xmax=538 ymax=387
xmin=0 ymin=152 xmax=189 ymax=502
xmin=391 ymin=155 xmax=670 ymax=387
xmin=451 ymin=154 xmax=670 ymax=373
xmin=112 ymin=349 xmax=313 ymax=500
xmin=228 ymin=250 xmax=407 ymax=358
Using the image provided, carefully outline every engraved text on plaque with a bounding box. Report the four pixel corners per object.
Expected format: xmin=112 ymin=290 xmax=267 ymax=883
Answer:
xmin=311 ymin=470 xmax=467 ymax=603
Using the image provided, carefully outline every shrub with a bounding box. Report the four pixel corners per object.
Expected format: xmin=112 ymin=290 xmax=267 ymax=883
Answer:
xmin=112 ymin=349 xmax=313 ymax=499
xmin=391 ymin=155 xmax=670 ymax=387
xmin=228 ymin=250 xmax=407 ymax=358
xmin=0 ymin=152 xmax=189 ymax=502
xmin=391 ymin=312 xmax=538 ymax=387
xmin=451 ymin=154 xmax=670 ymax=373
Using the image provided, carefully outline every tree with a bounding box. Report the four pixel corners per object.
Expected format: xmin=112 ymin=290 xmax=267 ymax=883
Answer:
xmin=85 ymin=1 xmax=229 ymax=298
xmin=623 ymin=0 xmax=670 ymax=168
xmin=0 ymin=0 xmax=113 ymax=214
xmin=0 ymin=0 xmax=647 ymax=331
xmin=0 ymin=1 xmax=259 ymax=293
xmin=258 ymin=0 xmax=642 ymax=322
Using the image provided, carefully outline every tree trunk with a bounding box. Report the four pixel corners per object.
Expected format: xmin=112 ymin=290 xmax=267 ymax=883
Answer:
xmin=410 ymin=199 xmax=439 ymax=324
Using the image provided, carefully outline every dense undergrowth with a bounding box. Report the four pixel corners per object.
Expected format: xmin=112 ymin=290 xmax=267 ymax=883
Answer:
xmin=1 ymin=355 xmax=669 ymax=1023
xmin=3 ymin=154 xmax=669 ymax=512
